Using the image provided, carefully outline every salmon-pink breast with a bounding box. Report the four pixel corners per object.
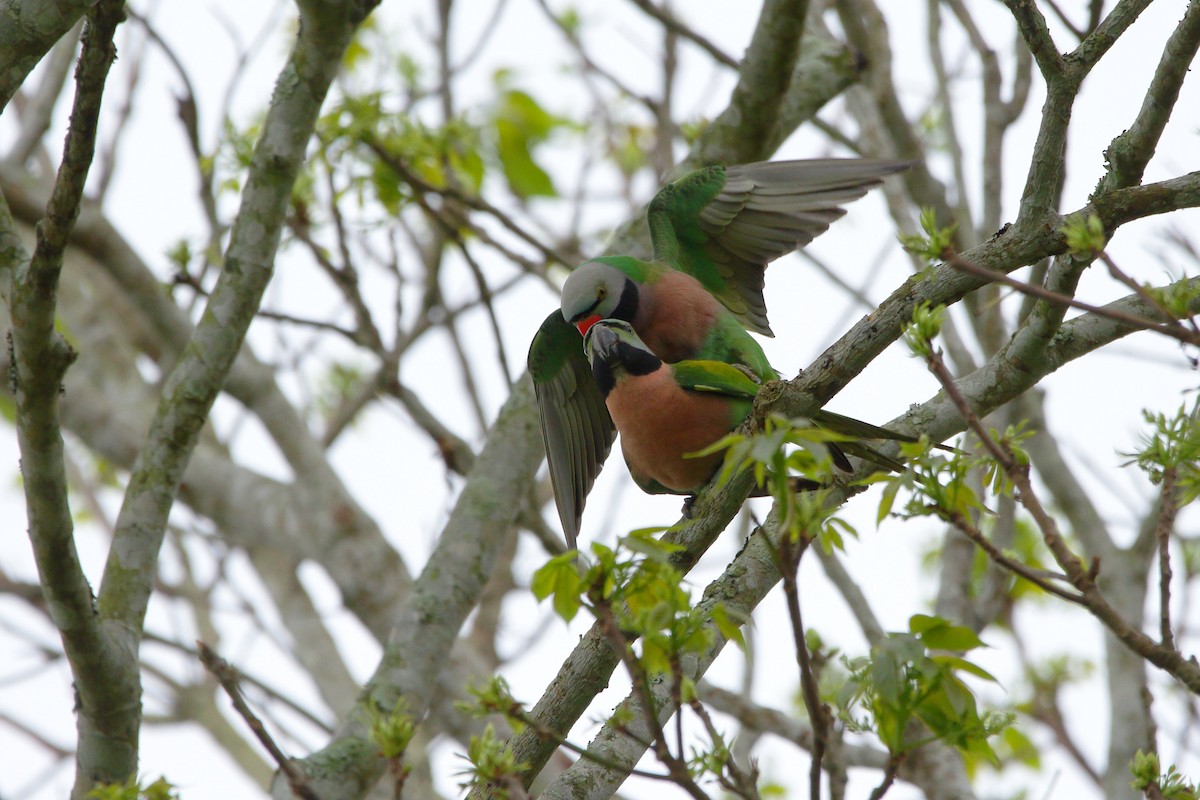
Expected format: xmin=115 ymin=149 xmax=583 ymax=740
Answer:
xmin=635 ymin=271 xmax=719 ymax=363
xmin=604 ymin=366 xmax=732 ymax=492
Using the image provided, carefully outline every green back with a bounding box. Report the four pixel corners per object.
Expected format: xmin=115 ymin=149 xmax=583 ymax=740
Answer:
xmin=646 ymin=165 xmax=728 ymax=293
xmin=691 ymin=313 xmax=778 ymax=382
xmin=590 ymin=254 xmax=658 ymax=283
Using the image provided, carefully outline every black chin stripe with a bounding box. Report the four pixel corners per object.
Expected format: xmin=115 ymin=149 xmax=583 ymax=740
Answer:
xmin=618 ymin=342 xmax=660 ymax=376
xmin=611 ymin=279 xmax=639 ymax=322
xmin=571 ymin=298 xmax=600 ymax=324
xmin=592 ymin=361 xmax=616 ymax=397
xmin=592 ymin=339 xmax=660 ymax=395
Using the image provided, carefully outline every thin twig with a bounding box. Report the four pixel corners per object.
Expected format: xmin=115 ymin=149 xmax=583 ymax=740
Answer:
xmin=945 ymin=250 xmax=1200 ymax=348
xmin=143 ymin=632 xmax=333 ymax=733
xmin=592 ymin=601 xmax=712 ymax=800
xmin=626 ymin=0 xmax=740 ymax=68
xmin=687 ymin=697 xmax=760 ymax=799
xmin=1019 ymin=656 xmax=1103 ymax=787
xmin=533 ymin=0 xmax=661 ymax=113
xmin=866 ymin=755 xmax=902 ymax=800
xmin=922 ymin=346 xmax=1200 ymax=693
xmin=506 ymin=700 xmax=693 ymax=782
xmin=1100 ymin=251 xmax=1200 ymax=339
xmin=197 ymin=641 xmax=322 ymax=800
xmin=367 ymin=139 xmax=576 ymax=270
xmin=942 ymin=508 xmax=1083 ymax=604
xmin=1157 ymin=467 xmax=1180 ymax=650
xmin=766 ymin=532 xmax=826 ymax=798
xmin=1041 ymin=0 xmax=1087 ymax=39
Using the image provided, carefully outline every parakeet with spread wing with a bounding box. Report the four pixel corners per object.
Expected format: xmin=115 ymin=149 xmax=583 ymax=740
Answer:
xmin=528 ymin=159 xmax=912 ymax=547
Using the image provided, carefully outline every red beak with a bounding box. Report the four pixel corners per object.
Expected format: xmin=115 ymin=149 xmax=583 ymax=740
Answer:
xmin=574 ymin=314 xmax=602 ymax=336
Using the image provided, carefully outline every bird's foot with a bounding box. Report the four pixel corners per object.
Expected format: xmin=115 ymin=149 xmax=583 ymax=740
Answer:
xmin=681 ymin=495 xmax=698 ymax=519
xmin=732 ymin=363 xmax=762 ymax=384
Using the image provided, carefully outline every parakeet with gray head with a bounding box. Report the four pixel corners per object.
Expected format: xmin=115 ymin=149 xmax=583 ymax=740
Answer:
xmin=528 ymin=158 xmax=913 ymax=547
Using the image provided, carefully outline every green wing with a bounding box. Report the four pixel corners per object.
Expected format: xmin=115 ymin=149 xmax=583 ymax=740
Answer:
xmin=528 ymin=310 xmax=617 ymax=549
xmin=669 ymin=361 xmax=948 ymax=474
xmin=647 ymin=159 xmax=911 ymax=335
xmin=670 ymin=359 xmax=762 ymax=399
xmin=811 ymin=409 xmax=961 ymax=473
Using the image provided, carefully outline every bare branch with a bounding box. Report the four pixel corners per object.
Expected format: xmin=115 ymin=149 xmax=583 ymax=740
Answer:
xmin=627 ymin=0 xmax=740 ymax=68
xmin=1099 ymin=0 xmax=1200 ymax=191
xmin=1 ymin=19 xmax=80 ymax=170
xmin=766 ymin=534 xmax=827 ymax=797
xmin=1000 ymin=0 xmax=1065 ymax=79
xmin=1157 ymin=468 xmax=1180 ymax=650
xmin=4 ymin=3 xmax=131 ymax=794
xmin=945 ymin=250 xmax=1200 ymax=349
xmin=199 ymin=642 xmax=321 ymax=800
xmin=0 ymin=0 xmax=94 ymax=112
xmin=694 ymin=0 xmax=809 ymax=163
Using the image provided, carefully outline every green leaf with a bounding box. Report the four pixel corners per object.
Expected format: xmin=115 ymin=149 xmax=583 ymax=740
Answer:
xmin=1001 ymin=726 xmax=1041 ymax=768
xmin=933 ymin=655 xmax=999 ymax=683
xmin=910 ymin=614 xmax=987 ymax=652
xmin=711 ymin=603 xmax=746 ymax=650
xmin=618 ymin=527 xmax=683 ymax=561
xmin=492 ymin=89 xmax=567 ymax=198
xmin=877 ymin=477 xmax=901 ymax=524
xmin=531 ymin=553 xmax=584 ymax=621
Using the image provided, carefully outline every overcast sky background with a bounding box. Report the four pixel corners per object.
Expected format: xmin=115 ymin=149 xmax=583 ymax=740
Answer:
xmin=2 ymin=2 xmax=1199 ymax=798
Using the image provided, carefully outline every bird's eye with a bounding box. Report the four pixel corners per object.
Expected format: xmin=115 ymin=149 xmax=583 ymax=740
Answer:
xmin=597 ymin=286 xmax=607 ymax=299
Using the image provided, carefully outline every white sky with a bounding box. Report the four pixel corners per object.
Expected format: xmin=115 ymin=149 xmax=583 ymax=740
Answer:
xmin=1 ymin=1 xmax=1199 ymax=799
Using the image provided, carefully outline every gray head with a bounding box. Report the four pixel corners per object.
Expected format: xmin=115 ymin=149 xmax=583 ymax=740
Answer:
xmin=560 ymin=260 xmax=638 ymax=334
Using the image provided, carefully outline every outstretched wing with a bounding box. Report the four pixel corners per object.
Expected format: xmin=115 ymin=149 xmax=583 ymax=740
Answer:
xmin=648 ymin=159 xmax=911 ymax=335
xmin=528 ymin=310 xmax=617 ymax=549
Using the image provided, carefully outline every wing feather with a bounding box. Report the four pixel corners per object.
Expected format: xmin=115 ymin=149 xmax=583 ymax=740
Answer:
xmin=529 ymin=312 xmax=617 ymax=549
xmin=649 ymin=158 xmax=911 ymax=335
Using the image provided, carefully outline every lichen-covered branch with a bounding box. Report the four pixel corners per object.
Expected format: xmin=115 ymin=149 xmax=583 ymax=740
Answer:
xmin=269 ymin=375 xmax=543 ymax=800
xmin=98 ymin=2 xmax=379 ymax=637
xmin=694 ymin=0 xmax=809 ymax=163
xmin=1099 ymin=0 xmax=1200 ymax=191
xmin=3 ymin=3 xmax=130 ymax=795
xmin=0 ymin=0 xmax=94 ymax=113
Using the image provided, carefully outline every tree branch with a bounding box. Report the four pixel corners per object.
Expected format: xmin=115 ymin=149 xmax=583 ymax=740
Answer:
xmin=99 ymin=2 xmax=377 ymax=638
xmin=1099 ymin=0 xmax=1200 ymax=191
xmin=694 ymin=0 xmax=809 ymax=163
xmin=272 ymin=376 xmax=543 ymax=800
xmin=0 ymin=0 xmax=94 ymax=113
xmin=3 ymin=3 xmax=131 ymax=795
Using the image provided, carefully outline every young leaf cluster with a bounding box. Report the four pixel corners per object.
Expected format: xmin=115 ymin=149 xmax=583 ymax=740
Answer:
xmin=1131 ymin=750 xmax=1199 ymax=800
xmin=836 ymin=615 xmax=1008 ymax=763
xmin=899 ymin=208 xmax=957 ymax=265
xmin=365 ymin=696 xmax=417 ymax=761
xmin=1061 ymin=213 xmax=1107 ymax=256
xmin=534 ymin=533 xmax=716 ymax=676
xmin=458 ymin=723 xmax=529 ymax=800
xmin=873 ymin=439 xmax=985 ymax=525
xmin=904 ymin=302 xmax=946 ymax=359
xmin=1125 ymin=399 xmax=1200 ymax=505
xmin=87 ymin=777 xmax=177 ymax=800
xmin=699 ymin=413 xmax=856 ymax=551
